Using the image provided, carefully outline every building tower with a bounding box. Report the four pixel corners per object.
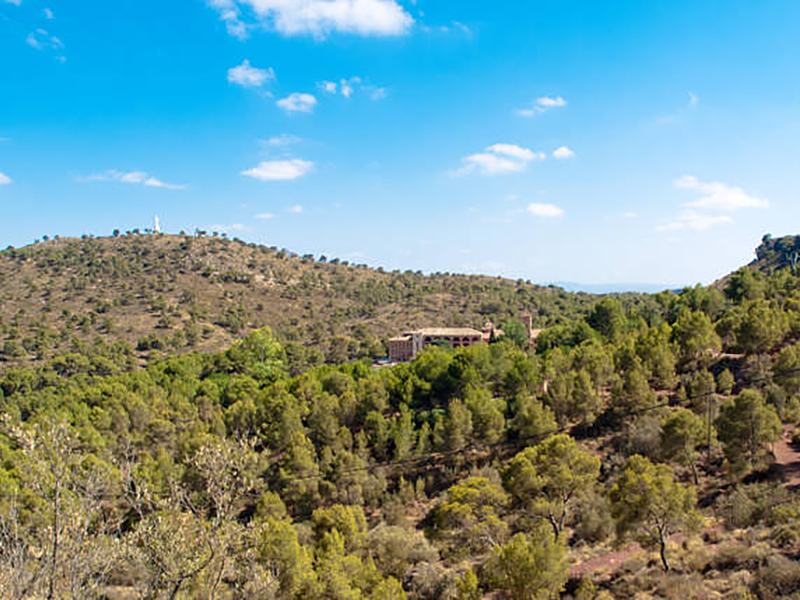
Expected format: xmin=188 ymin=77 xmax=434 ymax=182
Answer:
xmin=522 ymin=312 xmax=533 ymax=345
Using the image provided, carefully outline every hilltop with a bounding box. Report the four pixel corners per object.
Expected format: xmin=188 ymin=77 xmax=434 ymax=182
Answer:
xmin=0 ymin=232 xmax=609 ymax=371
xmin=752 ymin=234 xmax=800 ymax=274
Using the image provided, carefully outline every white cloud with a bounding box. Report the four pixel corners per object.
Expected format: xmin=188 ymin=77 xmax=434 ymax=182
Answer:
xmin=255 ymin=212 xmax=277 ymax=219
xmin=517 ymin=95 xmax=567 ymax=117
xmin=227 ymin=59 xmax=275 ymax=88
xmin=340 ymin=78 xmax=354 ymax=98
xmin=455 ymin=143 xmax=545 ymax=176
xmin=368 ymin=86 xmax=387 ymax=100
xmin=317 ymin=76 xmax=385 ymax=100
xmin=676 ymin=175 xmax=769 ymax=211
xmin=3 ymin=0 xmax=22 ymax=6
xmin=79 ymin=170 xmax=186 ymax=189
xmin=552 ymin=146 xmax=575 ymax=160
xmin=207 ymin=0 xmax=413 ymax=39
xmin=319 ymin=80 xmax=338 ymax=94
xmin=26 ymin=28 xmax=63 ymax=51
xmin=276 ymin=92 xmax=317 ymax=113
xmin=288 ymin=204 xmax=303 ymax=213
xmin=260 ymin=134 xmax=302 ymax=147
xmin=487 ymin=143 xmax=539 ymax=161
xmin=0 ymin=172 xmax=11 ymax=186
xmin=451 ymin=21 xmax=471 ymax=34
xmin=145 ymin=177 xmax=187 ymax=190
xmin=655 ymin=210 xmax=732 ymax=232
xmin=527 ymin=203 xmax=564 ymax=218
xmin=241 ymin=159 xmax=313 ymax=181
xmin=44 ymin=7 xmax=54 ymax=19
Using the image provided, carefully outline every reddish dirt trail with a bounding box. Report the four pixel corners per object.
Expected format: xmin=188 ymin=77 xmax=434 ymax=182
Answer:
xmin=775 ymin=423 xmax=800 ymax=489
xmin=569 ymin=543 xmax=643 ymax=578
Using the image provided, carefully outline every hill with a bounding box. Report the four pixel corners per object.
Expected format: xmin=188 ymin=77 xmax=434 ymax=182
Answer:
xmin=1 ymin=234 xmax=800 ymax=598
xmin=0 ymin=232 xmax=611 ymax=371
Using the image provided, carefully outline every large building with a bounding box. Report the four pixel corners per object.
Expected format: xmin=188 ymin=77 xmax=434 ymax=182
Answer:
xmin=387 ymin=314 xmax=540 ymax=363
xmin=388 ymin=327 xmax=489 ymax=362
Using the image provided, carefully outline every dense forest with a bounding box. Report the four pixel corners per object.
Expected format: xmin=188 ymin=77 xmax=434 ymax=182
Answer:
xmin=1 ymin=234 xmax=799 ymax=599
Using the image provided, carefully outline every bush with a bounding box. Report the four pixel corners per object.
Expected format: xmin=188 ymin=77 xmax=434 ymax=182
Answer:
xmin=754 ymin=555 xmax=800 ymax=599
xmin=368 ymin=525 xmax=438 ymax=580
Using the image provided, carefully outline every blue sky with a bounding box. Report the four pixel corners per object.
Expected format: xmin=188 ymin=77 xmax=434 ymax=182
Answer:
xmin=2 ymin=0 xmax=800 ymax=287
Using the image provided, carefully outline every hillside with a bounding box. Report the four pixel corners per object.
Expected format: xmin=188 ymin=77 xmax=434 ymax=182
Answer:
xmin=0 ymin=232 xmax=612 ymax=371
xmin=1 ymin=235 xmax=800 ymax=599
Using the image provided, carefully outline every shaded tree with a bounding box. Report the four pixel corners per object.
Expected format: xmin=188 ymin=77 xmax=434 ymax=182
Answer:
xmin=609 ymin=455 xmax=698 ymax=571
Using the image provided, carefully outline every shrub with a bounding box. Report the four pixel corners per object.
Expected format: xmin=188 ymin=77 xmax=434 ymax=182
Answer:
xmin=754 ymin=555 xmax=800 ymax=599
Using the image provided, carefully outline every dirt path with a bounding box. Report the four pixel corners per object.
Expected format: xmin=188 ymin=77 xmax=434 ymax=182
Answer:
xmin=775 ymin=423 xmax=800 ymax=490
xmin=569 ymin=543 xmax=643 ymax=578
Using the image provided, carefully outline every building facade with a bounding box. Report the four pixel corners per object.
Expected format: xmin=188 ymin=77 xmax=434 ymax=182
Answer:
xmin=388 ymin=327 xmax=486 ymax=362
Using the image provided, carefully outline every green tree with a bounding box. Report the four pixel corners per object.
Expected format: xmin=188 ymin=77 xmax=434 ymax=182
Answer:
xmin=716 ymin=389 xmax=782 ymax=474
xmin=660 ymin=409 xmax=705 ymax=484
xmin=512 ymin=394 xmax=557 ymax=442
xmin=717 ymin=368 xmax=735 ymax=396
xmin=587 ymin=298 xmax=627 ymax=341
xmin=725 ymin=267 xmax=765 ymax=303
xmin=444 ymin=398 xmax=473 ymax=451
xmin=253 ymin=516 xmax=318 ymax=598
xmin=735 ymin=301 xmax=788 ymax=355
xmin=502 ymin=434 xmax=600 ymax=538
xmin=609 ymin=455 xmax=698 ymax=571
xmin=671 ymin=309 xmax=721 ymax=366
xmin=483 ymin=526 xmax=567 ymax=600
xmin=436 ymin=476 xmax=509 ymax=554
xmin=774 ymin=343 xmax=800 ymax=395
xmin=464 ymin=387 xmax=506 ymax=445
xmin=501 ymin=319 xmax=529 ymax=348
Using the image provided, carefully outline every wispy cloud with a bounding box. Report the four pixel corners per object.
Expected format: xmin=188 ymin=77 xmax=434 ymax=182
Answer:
xmin=242 ymin=159 xmax=313 ymax=181
xmin=3 ymin=0 xmax=22 ymax=6
xmin=676 ymin=175 xmax=768 ymax=211
xmin=78 ymin=170 xmax=187 ymax=189
xmin=260 ymin=134 xmax=302 ymax=147
xmin=552 ymin=146 xmax=575 ymax=160
xmin=319 ymin=80 xmax=338 ymax=94
xmin=276 ymin=92 xmax=317 ymax=113
xmin=655 ymin=210 xmax=732 ymax=232
xmin=453 ymin=143 xmax=546 ymax=176
xmin=317 ymin=76 xmax=387 ymax=100
xmin=227 ymin=59 xmax=275 ymax=88
xmin=527 ymin=203 xmax=564 ymax=218
xmin=656 ymin=91 xmax=700 ymax=124
xmin=656 ymin=175 xmax=766 ymax=233
xmin=255 ymin=212 xmax=277 ymax=220
xmin=207 ymin=0 xmax=413 ymax=39
xmin=517 ymin=95 xmax=567 ymax=117
xmin=207 ymin=223 xmax=250 ymax=234
xmin=288 ymin=204 xmax=303 ymax=213
xmin=26 ymin=28 xmax=66 ymax=61
xmin=0 ymin=172 xmax=12 ymax=186
xmin=44 ymin=7 xmax=54 ymax=19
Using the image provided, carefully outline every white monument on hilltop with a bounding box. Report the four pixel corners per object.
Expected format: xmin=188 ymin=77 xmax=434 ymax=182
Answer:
xmin=154 ymin=215 xmax=161 ymax=234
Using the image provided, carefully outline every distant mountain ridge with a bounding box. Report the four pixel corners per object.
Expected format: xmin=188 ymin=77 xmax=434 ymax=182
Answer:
xmin=552 ymin=281 xmax=682 ymax=294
